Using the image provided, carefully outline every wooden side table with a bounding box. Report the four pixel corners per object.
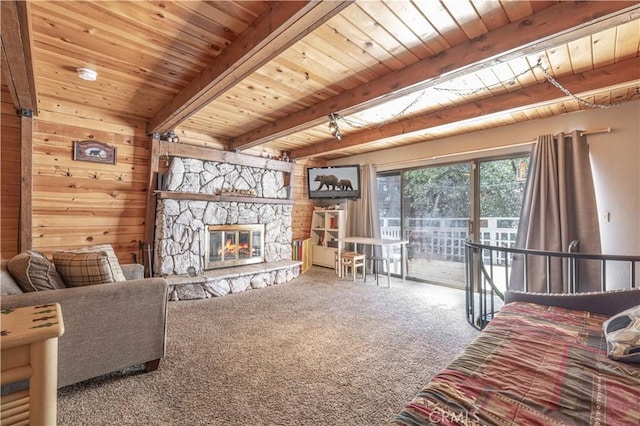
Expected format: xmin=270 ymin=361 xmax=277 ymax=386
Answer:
xmin=1 ymin=303 xmax=65 ymax=426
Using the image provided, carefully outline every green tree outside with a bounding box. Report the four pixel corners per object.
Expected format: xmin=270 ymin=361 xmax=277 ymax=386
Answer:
xmin=401 ymin=157 xmax=529 ymax=219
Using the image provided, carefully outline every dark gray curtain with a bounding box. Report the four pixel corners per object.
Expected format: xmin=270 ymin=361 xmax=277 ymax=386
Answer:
xmin=510 ymin=130 xmax=601 ymax=293
xmin=346 ymin=164 xmax=381 ymax=260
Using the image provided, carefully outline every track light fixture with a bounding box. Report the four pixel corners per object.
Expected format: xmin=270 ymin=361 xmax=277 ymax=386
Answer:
xmin=328 ymin=113 xmax=342 ymax=140
xmin=160 ymin=130 xmax=179 ymax=143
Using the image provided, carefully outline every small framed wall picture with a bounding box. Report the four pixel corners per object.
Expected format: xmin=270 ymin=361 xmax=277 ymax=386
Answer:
xmin=73 ymin=140 xmax=117 ymax=164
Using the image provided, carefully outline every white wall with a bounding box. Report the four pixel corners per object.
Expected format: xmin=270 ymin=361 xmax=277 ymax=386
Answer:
xmin=333 ymin=101 xmax=640 ymax=288
xmin=587 ymin=102 xmax=640 ymax=257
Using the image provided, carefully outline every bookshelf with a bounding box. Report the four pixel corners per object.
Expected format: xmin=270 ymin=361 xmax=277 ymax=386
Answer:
xmin=310 ymin=208 xmax=346 ymax=268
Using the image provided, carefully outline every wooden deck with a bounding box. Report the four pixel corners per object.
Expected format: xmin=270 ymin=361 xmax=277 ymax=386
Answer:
xmin=392 ymin=258 xmax=509 ymax=291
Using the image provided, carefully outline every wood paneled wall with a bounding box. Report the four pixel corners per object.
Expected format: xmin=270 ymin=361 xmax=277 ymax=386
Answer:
xmin=1 ymin=84 xmax=22 ymax=259
xmin=30 ymin=109 xmax=149 ymax=264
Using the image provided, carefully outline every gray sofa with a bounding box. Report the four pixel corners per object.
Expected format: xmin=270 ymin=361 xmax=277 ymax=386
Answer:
xmin=1 ymin=260 xmax=169 ymax=388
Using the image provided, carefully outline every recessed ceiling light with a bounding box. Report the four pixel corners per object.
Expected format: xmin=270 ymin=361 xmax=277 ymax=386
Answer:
xmin=77 ymin=67 xmax=98 ymax=81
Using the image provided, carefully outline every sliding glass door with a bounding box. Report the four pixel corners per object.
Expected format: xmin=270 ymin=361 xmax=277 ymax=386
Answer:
xmin=402 ymin=163 xmax=471 ymax=285
xmin=377 ymin=155 xmax=529 ymax=288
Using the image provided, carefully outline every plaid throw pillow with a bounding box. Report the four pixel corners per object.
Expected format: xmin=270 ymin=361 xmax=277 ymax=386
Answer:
xmin=53 ymin=251 xmax=116 ymax=287
xmin=62 ymin=244 xmax=127 ymax=282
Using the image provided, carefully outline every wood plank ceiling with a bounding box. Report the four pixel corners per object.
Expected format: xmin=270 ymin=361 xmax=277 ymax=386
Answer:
xmin=5 ymin=1 xmax=640 ymax=160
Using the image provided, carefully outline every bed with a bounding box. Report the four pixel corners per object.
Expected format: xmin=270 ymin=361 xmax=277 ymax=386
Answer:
xmin=391 ymin=290 xmax=640 ymax=425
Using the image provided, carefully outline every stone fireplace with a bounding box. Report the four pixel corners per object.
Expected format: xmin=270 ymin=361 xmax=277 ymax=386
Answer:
xmin=153 ymin=156 xmax=298 ymax=296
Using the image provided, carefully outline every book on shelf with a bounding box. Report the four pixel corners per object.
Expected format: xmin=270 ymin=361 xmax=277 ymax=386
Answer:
xmin=291 ymin=239 xmax=307 ymax=261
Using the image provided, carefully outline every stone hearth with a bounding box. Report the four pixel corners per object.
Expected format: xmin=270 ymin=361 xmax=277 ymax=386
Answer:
xmin=166 ymin=260 xmax=301 ymax=301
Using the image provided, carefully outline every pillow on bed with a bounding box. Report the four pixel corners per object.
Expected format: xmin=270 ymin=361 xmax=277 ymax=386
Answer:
xmin=603 ymin=304 xmax=640 ymax=363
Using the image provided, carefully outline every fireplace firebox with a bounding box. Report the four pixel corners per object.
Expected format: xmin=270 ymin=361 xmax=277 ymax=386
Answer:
xmin=205 ymin=225 xmax=265 ymax=270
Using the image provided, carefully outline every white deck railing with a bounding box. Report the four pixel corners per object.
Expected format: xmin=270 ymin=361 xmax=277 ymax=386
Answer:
xmin=380 ymin=217 xmax=519 ymax=263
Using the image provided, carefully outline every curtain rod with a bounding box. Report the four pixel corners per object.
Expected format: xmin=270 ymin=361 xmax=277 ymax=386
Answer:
xmin=375 ymin=127 xmax=612 ymax=167
xmin=580 ymin=127 xmax=611 ymax=136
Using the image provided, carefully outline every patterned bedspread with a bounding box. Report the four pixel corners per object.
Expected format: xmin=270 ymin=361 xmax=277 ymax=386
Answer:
xmin=391 ymin=302 xmax=640 ymax=425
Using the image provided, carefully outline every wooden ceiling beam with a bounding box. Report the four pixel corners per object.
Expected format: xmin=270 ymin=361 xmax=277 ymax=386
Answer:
xmin=289 ymin=57 xmax=640 ymax=159
xmin=231 ymin=1 xmax=639 ymax=152
xmin=0 ymin=0 xmax=38 ymax=113
xmin=148 ymin=0 xmax=353 ymax=135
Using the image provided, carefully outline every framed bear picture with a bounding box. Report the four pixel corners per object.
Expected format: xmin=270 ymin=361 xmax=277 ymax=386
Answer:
xmin=73 ymin=140 xmax=117 ymax=164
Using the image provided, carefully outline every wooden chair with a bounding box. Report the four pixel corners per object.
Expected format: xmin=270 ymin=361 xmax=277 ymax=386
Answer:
xmin=340 ymin=252 xmax=366 ymax=281
xmin=334 ymin=250 xmax=357 ymax=276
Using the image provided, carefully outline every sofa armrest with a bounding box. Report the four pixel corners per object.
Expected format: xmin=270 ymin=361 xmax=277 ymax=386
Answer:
xmin=504 ymin=288 xmax=640 ymax=317
xmin=0 ymin=278 xmax=169 ymax=388
xmin=121 ymin=263 xmax=145 ymax=280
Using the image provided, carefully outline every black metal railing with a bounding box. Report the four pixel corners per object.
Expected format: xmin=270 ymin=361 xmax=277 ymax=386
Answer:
xmin=465 ymin=239 xmax=639 ymax=330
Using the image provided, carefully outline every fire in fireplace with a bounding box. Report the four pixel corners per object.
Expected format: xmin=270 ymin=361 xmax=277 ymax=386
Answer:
xmin=205 ymin=224 xmax=265 ymax=270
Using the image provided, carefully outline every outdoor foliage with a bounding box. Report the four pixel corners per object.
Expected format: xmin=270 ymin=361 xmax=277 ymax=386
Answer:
xmin=397 ymin=157 xmax=529 ymax=219
xmin=403 ymin=163 xmax=471 ymax=218
xmin=479 ymin=158 xmax=529 ymax=217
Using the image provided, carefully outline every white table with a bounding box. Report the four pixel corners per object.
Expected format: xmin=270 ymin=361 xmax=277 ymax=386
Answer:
xmin=338 ymin=237 xmax=409 ymax=284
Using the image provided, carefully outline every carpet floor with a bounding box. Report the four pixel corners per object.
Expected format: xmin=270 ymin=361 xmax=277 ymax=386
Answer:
xmin=57 ymin=267 xmax=479 ymax=425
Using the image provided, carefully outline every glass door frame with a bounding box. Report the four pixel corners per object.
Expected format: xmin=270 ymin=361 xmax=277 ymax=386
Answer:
xmin=377 ymin=152 xmax=530 ymax=284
